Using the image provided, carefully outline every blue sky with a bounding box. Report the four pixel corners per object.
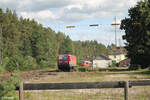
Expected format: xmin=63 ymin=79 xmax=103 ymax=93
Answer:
xmin=0 ymin=0 xmax=142 ymax=46
xmin=45 ymin=14 xmax=127 ymax=46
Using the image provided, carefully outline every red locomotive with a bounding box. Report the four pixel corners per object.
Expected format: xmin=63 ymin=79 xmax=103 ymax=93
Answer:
xmin=57 ymin=54 xmax=76 ymax=71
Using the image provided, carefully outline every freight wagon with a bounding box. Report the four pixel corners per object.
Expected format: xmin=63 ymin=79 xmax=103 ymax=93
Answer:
xmin=57 ymin=54 xmax=76 ymax=72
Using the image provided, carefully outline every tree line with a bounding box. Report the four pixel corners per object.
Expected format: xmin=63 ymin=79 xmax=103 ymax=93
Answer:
xmin=0 ymin=8 xmax=108 ymax=72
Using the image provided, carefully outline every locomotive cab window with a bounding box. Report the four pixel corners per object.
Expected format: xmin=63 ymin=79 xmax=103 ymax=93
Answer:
xmin=63 ymin=56 xmax=68 ymax=60
xmin=59 ymin=56 xmax=63 ymax=59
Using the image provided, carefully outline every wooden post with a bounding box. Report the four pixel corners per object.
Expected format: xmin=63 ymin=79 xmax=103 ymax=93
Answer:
xmin=19 ymin=82 xmax=24 ymax=100
xmin=124 ymin=81 xmax=129 ymax=100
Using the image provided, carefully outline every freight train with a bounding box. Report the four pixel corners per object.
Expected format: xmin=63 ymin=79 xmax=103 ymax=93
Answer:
xmin=57 ymin=54 xmax=76 ymax=72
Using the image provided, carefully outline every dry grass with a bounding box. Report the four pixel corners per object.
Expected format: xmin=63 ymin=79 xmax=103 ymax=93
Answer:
xmin=24 ymin=89 xmax=124 ymax=100
xmin=21 ymin=68 xmax=150 ymax=100
xmin=24 ymin=87 xmax=150 ymax=100
xmin=26 ymin=71 xmax=150 ymax=83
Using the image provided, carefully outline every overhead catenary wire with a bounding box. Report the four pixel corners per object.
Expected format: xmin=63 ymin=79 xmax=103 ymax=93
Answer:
xmin=58 ymin=21 xmax=124 ymax=46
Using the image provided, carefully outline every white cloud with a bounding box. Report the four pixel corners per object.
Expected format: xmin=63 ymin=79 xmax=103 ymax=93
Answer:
xmin=0 ymin=0 xmax=142 ymax=24
xmin=66 ymin=4 xmax=83 ymax=10
xmin=19 ymin=10 xmax=59 ymax=24
xmin=37 ymin=10 xmax=58 ymax=20
xmin=17 ymin=0 xmax=74 ymax=11
xmin=0 ymin=0 xmax=142 ymax=45
xmin=0 ymin=0 xmax=19 ymax=10
xmin=51 ymin=0 xmax=142 ymax=24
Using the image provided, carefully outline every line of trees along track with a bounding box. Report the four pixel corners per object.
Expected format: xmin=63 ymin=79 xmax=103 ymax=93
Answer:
xmin=0 ymin=8 xmax=108 ymax=72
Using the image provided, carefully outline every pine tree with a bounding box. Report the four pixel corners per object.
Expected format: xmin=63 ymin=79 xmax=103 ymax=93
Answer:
xmin=59 ymin=36 xmax=74 ymax=54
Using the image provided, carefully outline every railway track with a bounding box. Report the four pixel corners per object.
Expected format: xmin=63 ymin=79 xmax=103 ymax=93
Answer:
xmin=0 ymin=69 xmax=58 ymax=82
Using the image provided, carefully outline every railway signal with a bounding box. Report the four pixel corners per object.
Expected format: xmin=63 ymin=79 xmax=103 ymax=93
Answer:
xmin=111 ymin=23 xmax=120 ymax=26
xmin=132 ymin=22 xmax=141 ymax=25
xmin=89 ymin=24 xmax=99 ymax=27
xmin=66 ymin=26 xmax=75 ymax=28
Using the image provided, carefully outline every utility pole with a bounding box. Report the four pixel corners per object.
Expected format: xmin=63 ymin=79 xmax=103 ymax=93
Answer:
xmin=111 ymin=16 xmax=120 ymax=47
xmin=119 ymin=38 xmax=121 ymax=47
xmin=115 ymin=16 xmax=117 ymax=47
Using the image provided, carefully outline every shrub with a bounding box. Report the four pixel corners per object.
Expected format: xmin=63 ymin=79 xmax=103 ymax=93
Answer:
xmin=22 ymin=56 xmax=39 ymax=70
xmin=40 ymin=60 xmax=49 ymax=68
xmin=4 ymin=56 xmax=22 ymax=72
xmin=0 ymin=72 xmax=21 ymax=100
xmin=2 ymin=56 xmax=39 ymax=71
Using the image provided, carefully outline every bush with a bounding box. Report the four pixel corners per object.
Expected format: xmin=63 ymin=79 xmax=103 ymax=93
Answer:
xmin=0 ymin=57 xmax=21 ymax=73
xmin=2 ymin=56 xmax=39 ymax=72
xmin=0 ymin=72 xmax=21 ymax=100
xmin=4 ymin=56 xmax=22 ymax=72
xmin=40 ymin=60 xmax=49 ymax=68
xmin=22 ymin=56 xmax=39 ymax=70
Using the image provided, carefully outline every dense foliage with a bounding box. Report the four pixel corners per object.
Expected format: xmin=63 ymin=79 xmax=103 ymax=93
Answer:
xmin=120 ymin=0 xmax=150 ymax=68
xmin=0 ymin=72 xmax=21 ymax=100
xmin=0 ymin=8 xmax=108 ymax=71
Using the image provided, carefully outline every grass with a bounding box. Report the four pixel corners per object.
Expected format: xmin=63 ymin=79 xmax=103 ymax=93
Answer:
xmin=1 ymin=66 xmax=150 ymax=99
xmin=24 ymin=89 xmax=124 ymax=100
xmin=19 ymin=67 xmax=150 ymax=84
xmin=0 ymin=67 xmax=147 ymax=100
xmin=20 ymin=67 xmax=150 ymax=100
xmin=24 ymin=87 xmax=150 ymax=100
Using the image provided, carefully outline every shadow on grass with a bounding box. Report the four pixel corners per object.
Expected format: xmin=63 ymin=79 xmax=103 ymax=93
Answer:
xmin=40 ymin=67 xmax=150 ymax=76
xmin=99 ymin=68 xmax=129 ymax=72
xmin=132 ymin=70 xmax=150 ymax=75
xmin=95 ymin=68 xmax=150 ymax=76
